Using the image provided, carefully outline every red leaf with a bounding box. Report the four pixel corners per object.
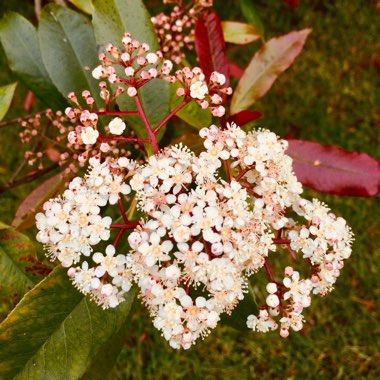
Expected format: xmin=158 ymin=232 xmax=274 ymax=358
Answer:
xmin=195 ymin=10 xmax=229 ymax=86
xmin=284 ymin=0 xmax=299 ymax=9
xmin=286 ymin=139 xmax=380 ymax=197
xmin=23 ymin=91 xmax=35 ymax=112
xmin=12 ymin=172 xmax=67 ymax=230
xmin=228 ymin=62 xmax=244 ymax=79
xmin=226 ymin=110 xmax=262 ymax=126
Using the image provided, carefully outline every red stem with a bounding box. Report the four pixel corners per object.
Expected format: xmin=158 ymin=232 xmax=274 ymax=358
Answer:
xmin=134 ymin=95 xmax=159 ymax=154
xmin=264 ymin=258 xmax=275 ymax=283
xmin=224 ymin=160 xmax=231 ymax=182
xmin=235 ymin=167 xmax=250 ymax=181
xmin=113 ymin=228 xmax=125 ymax=248
xmin=273 ymin=239 xmax=291 ymax=245
xmin=98 ymin=136 xmax=150 ymax=143
xmin=111 ymin=222 xmax=140 ymax=229
xmin=153 ymin=100 xmax=189 ymax=135
xmin=96 ymin=110 xmax=138 ymax=116
xmin=118 ymin=197 xmax=129 ymax=224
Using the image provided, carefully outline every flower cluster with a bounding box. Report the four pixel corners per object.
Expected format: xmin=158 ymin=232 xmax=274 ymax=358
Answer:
xmin=127 ymin=143 xmax=275 ymax=348
xmin=174 ymin=68 xmax=232 ymax=117
xmin=35 ymin=122 xmax=353 ymax=349
xmin=36 ymin=157 xmax=135 ymax=308
xmin=152 ymin=0 xmax=213 ymax=63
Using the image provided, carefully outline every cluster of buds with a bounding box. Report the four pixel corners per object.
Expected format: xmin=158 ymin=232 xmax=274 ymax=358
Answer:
xmin=174 ymin=68 xmax=232 ymax=117
xmin=91 ymin=32 xmax=174 ymax=97
xmin=152 ymin=0 xmax=213 ymax=63
xmin=18 ymin=110 xmax=76 ymax=171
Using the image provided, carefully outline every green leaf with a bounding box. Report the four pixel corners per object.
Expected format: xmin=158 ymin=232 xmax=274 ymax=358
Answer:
xmin=91 ymin=0 xmax=169 ymax=141
xmin=0 ymin=12 xmax=67 ymax=110
xmin=170 ymin=83 xmax=211 ymax=130
xmin=68 ymin=0 xmax=94 ymax=15
xmin=0 ymin=224 xmax=38 ymax=298
xmin=0 ymin=268 xmax=136 ymax=379
xmin=0 ymin=82 xmax=17 ymax=121
xmin=91 ymin=0 xmax=158 ymax=48
xmin=170 ymin=133 xmax=204 ymax=155
xmin=231 ymin=29 xmax=312 ymax=114
xmin=222 ymin=21 xmax=261 ymax=45
xmin=239 ymin=0 xmax=265 ymax=38
xmin=221 ymin=281 xmax=258 ymax=330
xmin=38 ymin=4 xmax=101 ymax=106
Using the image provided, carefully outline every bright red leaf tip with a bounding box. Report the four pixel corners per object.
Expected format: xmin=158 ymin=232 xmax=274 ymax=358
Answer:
xmin=228 ymin=62 xmax=244 ymax=79
xmin=195 ymin=10 xmax=229 ymax=86
xmin=225 ymin=110 xmax=262 ymax=127
xmin=286 ymin=139 xmax=380 ymax=197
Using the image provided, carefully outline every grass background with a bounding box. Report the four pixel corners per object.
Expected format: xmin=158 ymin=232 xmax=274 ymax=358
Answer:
xmin=0 ymin=0 xmax=379 ymax=379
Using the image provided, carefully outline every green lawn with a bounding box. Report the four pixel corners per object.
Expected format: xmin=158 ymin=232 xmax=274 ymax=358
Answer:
xmin=0 ymin=0 xmax=379 ymax=379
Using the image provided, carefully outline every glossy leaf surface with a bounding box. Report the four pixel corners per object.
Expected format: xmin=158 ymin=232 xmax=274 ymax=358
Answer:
xmin=287 ymin=139 xmax=380 ymax=197
xmin=0 ymin=12 xmax=66 ymax=109
xmin=222 ymin=21 xmax=260 ymax=45
xmin=0 ymin=82 xmax=17 ymax=121
xmin=195 ymin=10 xmax=229 ymax=85
xmin=0 ymin=268 xmax=136 ymax=379
xmin=231 ymin=29 xmax=311 ymax=113
xmin=39 ymin=4 xmax=100 ymax=106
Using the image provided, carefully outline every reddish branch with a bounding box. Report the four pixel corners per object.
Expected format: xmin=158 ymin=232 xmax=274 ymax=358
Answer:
xmin=154 ymin=100 xmax=189 ymax=135
xmin=264 ymin=258 xmax=276 ymax=283
xmin=134 ymin=95 xmax=159 ymax=153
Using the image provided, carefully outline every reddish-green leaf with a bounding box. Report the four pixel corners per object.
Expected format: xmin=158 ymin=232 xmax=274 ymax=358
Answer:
xmin=222 ymin=21 xmax=260 ymax=45
xmin=12 ymin=172 xmax=67 ymax=231
xmin=171 ymin=133 xmax=204 ymax=156
xmin=229 ymin=62 xmax=244 ymax=79
xmin=0 ymin=224 xmax=38 ymax=298
xmin=231 ymin=29 xmax=311 ymax=114
xmin=287 ymin=140 xmax=380 ymax=197
xmin=195 ymin=10 xmax=229 ymax=85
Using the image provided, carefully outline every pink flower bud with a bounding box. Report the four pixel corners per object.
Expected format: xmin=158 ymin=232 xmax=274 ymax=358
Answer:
xmin=176 ymin=87 xmax=185 ymax=96
xmin=124 ymin=66 xmax=135 ymax=77
xmin=280 ymin=327 xmax=289 ymax=338
xmin=285 ymin=266 xmax=294 ymax=276
xmin=100 ymin=143 xmax=110 ymax=152
xmin=127 ymin=87 xmax=137 ymax=97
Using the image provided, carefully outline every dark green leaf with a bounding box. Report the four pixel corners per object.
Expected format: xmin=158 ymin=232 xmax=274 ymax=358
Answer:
xmin=170 ymin=83 xmax=211 ymax=129
xmin=91 ymin=0 xmax=158 ymax=48
xmin=0 ymin=12 xmax=67 ymax=110
xmin=92 ymin=0 xmax=170 ymax=142
xmin=38 ymin=4 xmax=101 ymax=106
xmin=0 ymin=82 xmax=17 ymax=121
xmin=221 ymin=281 xmax=258 ymax=330
xmin=0 ymin=267 xmax=136 ymax=379
xmin=239 ymin=0 xmax=265 ymax=38
xmin=0 ymin=224 xmax=38 ymax=298
xmin=68 ymin=0 xmax=94 ymax=15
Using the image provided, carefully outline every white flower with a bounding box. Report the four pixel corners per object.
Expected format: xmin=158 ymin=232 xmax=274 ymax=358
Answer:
xmin=81 ymin=127 xmax=99 ymax=145
xmin=108 ymin=117 xmax=126 ymax=135
xmin=92 ymin=65 xmax=105 ymax=79
xmin=146 ymin=52 xmax=158 ymax=64
xmin=190 ymin=80 xmax=208 ymax=100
